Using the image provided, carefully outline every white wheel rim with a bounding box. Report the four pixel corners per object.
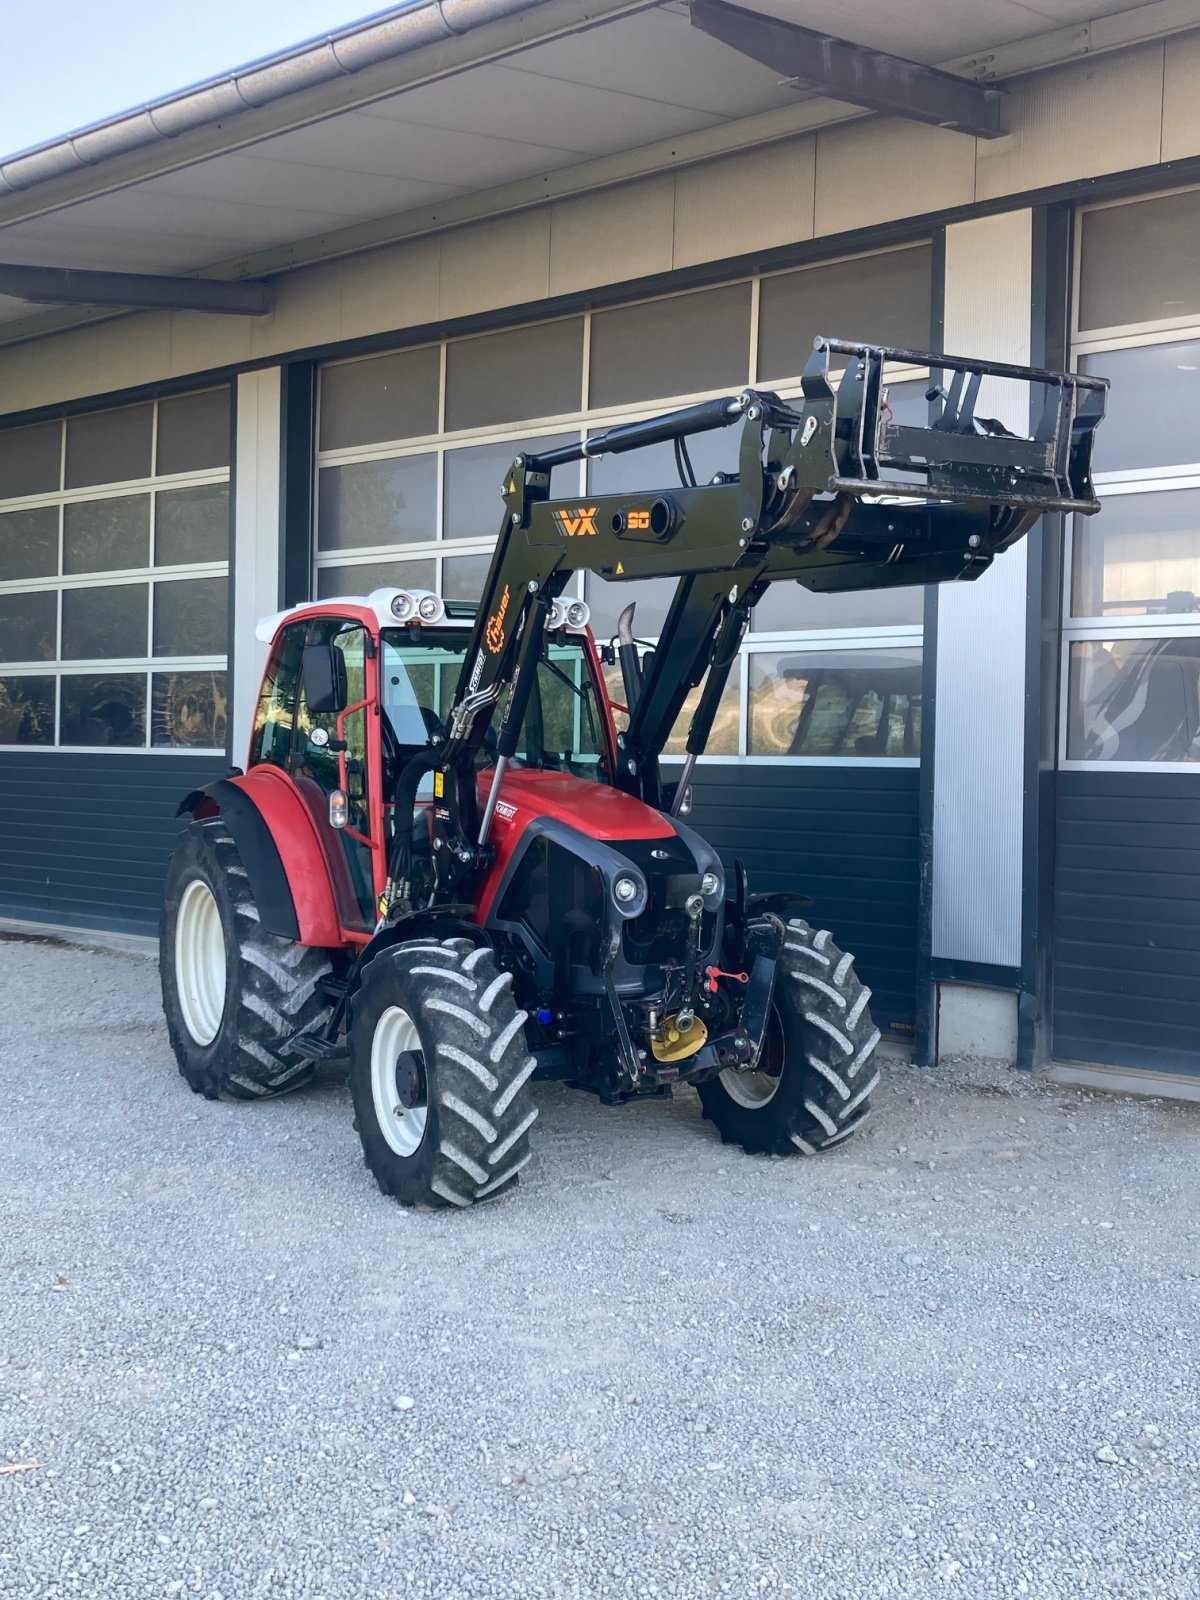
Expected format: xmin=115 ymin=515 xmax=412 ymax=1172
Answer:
xmin=719 ymin=1066 xmax=782 ymax=1109
xmin=175 ymin=878 xmax=227 ymax=1046
xmin=370 ymin=1005 xmax=428 ymax=1158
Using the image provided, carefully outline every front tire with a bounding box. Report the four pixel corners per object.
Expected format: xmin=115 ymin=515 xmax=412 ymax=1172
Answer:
xmin=349 ymin=938 xmax=538 ymax=1208
xmin=161 ymin=819 xmax=333 ymax=1100
xmin=697 ymin=918 xmax=881 ymax=1155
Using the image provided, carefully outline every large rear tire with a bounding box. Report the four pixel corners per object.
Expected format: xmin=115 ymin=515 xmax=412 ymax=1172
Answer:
xmin=160 ymin=819 xmax=333 ymax=1100
xmin=349 ymin=938 xmax=538 ymax=1209
xmin=696 ymin=918 xmax=881 ymax=1155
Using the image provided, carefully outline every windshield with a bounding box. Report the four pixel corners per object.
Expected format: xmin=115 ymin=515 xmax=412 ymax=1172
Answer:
xmin=380 ymin=628 xmax=608 ymax=778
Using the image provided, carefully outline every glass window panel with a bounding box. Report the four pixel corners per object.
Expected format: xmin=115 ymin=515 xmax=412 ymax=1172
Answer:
xmin=0 ymin=506 xmax=58 ymax=581
xmin=61 ymin=583 xmax=147 ymax=660
xmin=60 ymin=672 xmax=145 ymax=747
xmin=753 ymin=580 xmax=924 ymax=633
xmin=589 ymin=284 xmax=751 ymax=409
xmin=156 ymin=388 xmax=231 ymax=474
xmin=317 ymin=454 xmax=437 ymax=551
xmin=748 ymin=647 xmax=922 ymax=757
xmin=0 ymin=419 xmax=61 ymax=499
xmin=1080 ymin=343 xmax=1200 ymax=474
xmin=152 ymin=670 xmax=228 ymax=748
xmin=445 ymin=318 xmax=584 ymax=432
xmin=1067 ymin=637 xmax=1200 ymax=762
xmin=585 ymin=574 xmax=676 ymax=641
xmin=1071 ymin=489 xmax=1200 ymax=619
xmin=155 ymin=484 xmax=229 ymax=566
xmin=65 ymin=403 xmax=153 ymax=489
xmin=316 ymin=557 xmax=436 ymax=599
xmin=63 ymin=495 xmax=150 ymax=574
xmin=1079 ymin=191 xmax=1200 ymax=332
xmin=444 ymin=433 xmax=577 ymax=541
xmin=0 ymin=590 xmax=56 ymax=663
xmin=757 ymin=245 xmax=933 ymax=384
xmin=0 ymin=676 xmax=55 ymax=744
xmin=153 ymin=577 xmax=228 ymax=657
xmin=664 ymin=660 xmax=741 ymax=757
xmin=442 ymin=553 xmax=492 ymax=603
xmin=319 ymin=347 xmax=441 ymax=452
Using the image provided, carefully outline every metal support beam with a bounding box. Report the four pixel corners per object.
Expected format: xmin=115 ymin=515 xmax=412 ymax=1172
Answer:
xmin=0 ymin=264 xmax=271 ymax=314
xmin=689 ymin=0 xmax=1005 ymax=138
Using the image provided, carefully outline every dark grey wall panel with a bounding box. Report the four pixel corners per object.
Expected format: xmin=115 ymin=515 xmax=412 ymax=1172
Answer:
xmin=1054 ymin=771 xmax=1200 ymax=1074
xmin=686 ymin=763 xmax=920 ymax=1035
xmin=0 ymin=753 xmax=222 ymax=936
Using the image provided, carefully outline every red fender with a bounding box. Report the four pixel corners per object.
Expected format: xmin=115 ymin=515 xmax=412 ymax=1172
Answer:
xmin=227 ymin=767 xmax=347 ymax=949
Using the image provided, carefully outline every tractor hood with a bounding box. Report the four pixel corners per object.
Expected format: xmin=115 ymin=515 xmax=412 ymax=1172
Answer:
xmin=479 ymin=768 xmax=676 ymax=844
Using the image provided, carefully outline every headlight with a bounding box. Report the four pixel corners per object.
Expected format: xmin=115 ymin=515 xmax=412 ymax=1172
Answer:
xmin=417 ymin=594 xmax=444 ymax=622
xmin=390 ymin=591 xmax=415 ymax=620
xmin=565 ymin=600 xmax=590 ymax=628
xmin=613 ymin=875 xmax=639 ymax=905
xmin=701 ymin=870 xmax=721 ymax=898
xmin=548 ymin=600 xmax=567 ymax=630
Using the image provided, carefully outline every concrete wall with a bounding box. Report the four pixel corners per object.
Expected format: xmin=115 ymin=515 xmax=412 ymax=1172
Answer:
xmin=0 ymin=35 xmax=1195 ymax=416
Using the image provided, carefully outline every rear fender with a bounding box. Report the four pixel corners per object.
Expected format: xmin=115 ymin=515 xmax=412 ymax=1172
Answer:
xmin=176 ymin=769 xmax=344 ymax=948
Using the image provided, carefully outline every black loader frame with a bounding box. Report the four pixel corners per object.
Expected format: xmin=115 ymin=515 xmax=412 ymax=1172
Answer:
xmin=389 ymin=336 xmax=1105 ymax=918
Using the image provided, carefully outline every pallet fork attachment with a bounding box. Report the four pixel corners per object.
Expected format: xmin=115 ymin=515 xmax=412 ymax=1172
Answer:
xmin=384 ymin=336 xmax=1106 ymax=907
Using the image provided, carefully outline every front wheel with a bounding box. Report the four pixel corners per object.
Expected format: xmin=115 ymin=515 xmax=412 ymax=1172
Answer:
xmin=696 ymin=919 xmax=881 ymax=1155
xmin=348 ymin=938 xmax=538 ymax=1208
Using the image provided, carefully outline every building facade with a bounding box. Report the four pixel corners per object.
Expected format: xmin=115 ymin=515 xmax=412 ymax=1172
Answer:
xmin=2 ymin=0 xmax=1199 ymax=1089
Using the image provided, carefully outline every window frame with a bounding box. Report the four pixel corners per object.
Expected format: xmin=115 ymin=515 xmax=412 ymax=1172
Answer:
xmin=1064 ymin=187 xmax=1200 ymax=772
xmin=0 ymin=390 xmax=231 ymax=755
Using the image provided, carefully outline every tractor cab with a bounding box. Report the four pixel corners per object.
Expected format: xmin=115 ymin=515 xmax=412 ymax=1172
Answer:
xmin=246 ymin=588 xmax=621 ymax=937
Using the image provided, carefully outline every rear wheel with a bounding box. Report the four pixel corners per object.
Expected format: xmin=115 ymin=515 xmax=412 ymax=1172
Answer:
xmin=161 ymin=819 xmax=333 ymax=1100
xmin=349 ymin=938 xmax=538 ymax=1208
xmin=697 ymin=918 xmax=881 ymax=1155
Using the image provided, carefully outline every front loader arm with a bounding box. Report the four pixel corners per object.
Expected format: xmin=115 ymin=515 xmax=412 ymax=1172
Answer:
xmin=391 ymin=337 xmax=1106 ymax=911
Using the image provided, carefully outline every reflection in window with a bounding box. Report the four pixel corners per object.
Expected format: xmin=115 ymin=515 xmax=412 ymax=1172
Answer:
xmin=155 ymin=484 xmax=229 ymax=566
xmin=1081 ymin=342 xmax=1200 ymax=475
xmin=757 ymin=246 xmax=932 ymax=384
xmin=65 ymin=403 xmax=153 ymax=489
xmin=444 ymin=318 xmax=584 ymax=432
xmin=444 ymin=434 xmax=576 ymax=541
xmin=60 ymin=673 xmax=145 ymax=747
xmin=1072 ymin=490 xmax=1200 ymax=619
xmin=63 ymin=495 xmax=150 ymax=574
xmin=156 ymin=389 xmax=231 ymax=475
xmin=153 ymin=577 xmax=228 ymax=657
xmin=748 ymin=648 xmax=922 ymax=757
xmin=1067 ymin=638 xmax=1200 ymax=762
xmin=318 ymin=346 xmax=441 ymax=452
xmin=316 ymin=558 xmax=436 ymax=599
xmin=0 ymin=676 xmax=55 ymax=744
xmin=663 ymin=663 xmax=741 ymax=757
xmin=317 ymin=455 xmax=437 ymax=551
xmin=61 ymin=584 xmax=148 ymax=660
xmin=443 ymin=553 xmax=492 ymax=602
xmin=0 ymin=507 xmax=58 ymax=582
xmin=152 ymin=671 xmax=228 ymax=749
xmin=589 ymin=284 xmax=751 ymax=409
xmin=0 ymin=590 xmax=56 ymax=662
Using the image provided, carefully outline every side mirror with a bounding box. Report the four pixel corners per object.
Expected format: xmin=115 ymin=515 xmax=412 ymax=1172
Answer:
xmin=301 ymin=643 xmax=348 ymax=715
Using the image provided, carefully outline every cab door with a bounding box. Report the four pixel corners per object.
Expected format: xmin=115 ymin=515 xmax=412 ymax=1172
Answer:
xmin=290 ymin=618 xmax=379 ymax=932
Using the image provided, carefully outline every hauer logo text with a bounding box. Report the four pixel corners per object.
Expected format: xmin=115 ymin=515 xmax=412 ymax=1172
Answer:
xmin=485 ymin=584 xmax=511 ymax=653
xmin=553 ymin=506 xmax=598 ymax=538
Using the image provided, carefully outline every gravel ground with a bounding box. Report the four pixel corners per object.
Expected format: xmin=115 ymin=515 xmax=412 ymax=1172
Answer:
xmin=1 ymin=936 xmax=1198 ymax=1600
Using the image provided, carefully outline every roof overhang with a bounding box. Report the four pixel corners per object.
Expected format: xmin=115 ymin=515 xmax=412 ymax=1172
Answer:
xmin=0 ymin=0 xmax=1197 ymax=350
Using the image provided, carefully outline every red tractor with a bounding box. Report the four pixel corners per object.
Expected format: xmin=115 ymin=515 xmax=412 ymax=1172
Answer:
xmin=161 ymin=338 xmax=1106 ymax=1208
